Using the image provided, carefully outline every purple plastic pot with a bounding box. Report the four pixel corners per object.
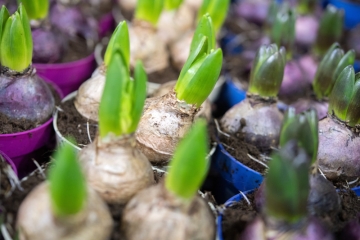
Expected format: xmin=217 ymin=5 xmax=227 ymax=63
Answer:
xmin=217 ymin=190 xmax=254 ymax=240
xmin=213 ymin=142 xmax=263 ymax=193
xmin=98 ymin=12 xmax=115 ymax=38
xmin=0 ymin=150 xmax=18 ymax=176
xmin=33 ymin=53 xmax=96 ymax=96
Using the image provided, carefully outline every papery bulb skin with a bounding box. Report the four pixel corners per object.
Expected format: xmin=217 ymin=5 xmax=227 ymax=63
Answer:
xmin=170 ymin=31 xmax=194 ymax=71
xmin=151 ymin=80 xmax=212 ymax=122
xmin=235 ymin=0 xmax=270 ymax=25
xmin=121 ymin=183 xmax=215 ymax=240
xmin=238 ymin=217 xmax=334 ymax=240
xmin=317 ymin=116 xmax=360 ymax=181
xmin=74 ymin=65 xmax=106 ymax=121
xmin=17 ymin=183 xmax=113 ymax=240
xmin=0 ymin=67 xmax=55 ymax=127
xmin=130 ymin=20 xmax=169 ymax=74
xmin=184 ymin=0 xmax=202 ymax=12
xmin=50 ymin=3 xmax=99 ymax=43
xmin=117 ymin=0 xmax=136 ymax=12
xmin=78 ymin=134 xmax=155 ymax=204
xmin=290 ymin=99 xmax=328 ymax=120
xmin=337 ymin=214 xmax=360 ymax=240
xmin=278 ymin=61 xmax=311 ymax=104
xmin=136 ymin=90 xmax=198 ymax=164
xmin=32 ymin=28 xmax=62 ymax=64
xmin=157 ymin=4 xmax=195 ymax=45
xmin=220 ymin=97 xmax=283 ymax=153
xmin=295 ymin=15 xmax=319 ymax=47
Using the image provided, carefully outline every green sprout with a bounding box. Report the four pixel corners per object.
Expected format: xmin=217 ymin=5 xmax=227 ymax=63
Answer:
xmin=104 ymin=21 xmax=130 ymax=68
xmin=265 ymin=1 xmax=280 ymax=32
xmin=265 ymin=141 xmax=310 ymax=224
xmin=19 ymin=0 xmax=49 ymax=20
xmin=98 ymin=49 xmax=147 ymax=139
xmin=135 ymin=0 xmax=164 ymax=27
xmin=0 ymin=4 xmax=32 ymax=72
xmin=328 ymin=66 xmax=360 ymax=127
xmin=164 ymin=0 xmax=183 ymax=11
xmin=314 ymin=5 xmax=343 ymax=57
xmin=175 ymin=14 xmax=222 ymax=108
xmin=297 ymin=0 xmax=316 ymax=15
xmin=165 ymin=119 xmax=209 ymax=200
xmin=248 ymin=43 xmax=286 ymax=97
xmin=280 ymin=108 xmax=318 ymax=165
xmin=198 ymin=0 xmax=230 ymax=33
xmin=49 ymin=139 xmax=87 ymax=217
xmin=269 ymin=4 xmax=296 ymax=60
xmin=312 ymin=43 xmax=355 ymax=99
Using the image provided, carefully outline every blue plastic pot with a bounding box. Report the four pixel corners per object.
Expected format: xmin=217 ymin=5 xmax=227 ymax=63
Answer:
xmin=352 ymin=186 xmax=360 ymax=196
xmin=212 ymin=142 xmax=263 ymax=193
xmin=217 ymin=190 xmax=254 ymax=240
xmin=354 ymin=60 xmax=360 ymax=73
xmin=327 ymin=0 xmax=360 ymax=29
xmin=216 ymin=78 xmax=247 ymax=115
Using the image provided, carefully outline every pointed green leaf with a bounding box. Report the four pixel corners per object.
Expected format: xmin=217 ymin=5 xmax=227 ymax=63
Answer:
xmin=346 ymin=73 xmax=360 ymax=127
xmin=176 ymin=48 xmax=223 ymax=107
xmin=1 ymin=13 xmax=29 ymax=71
xmin=304 ymin=109 xmax=318 ymax=164
xmin=49 ymin=139 xmax=87 ymax=217
xmin=297 ymin=0 xmax=316 ymax=15
xmin=328 ymin=65 xmax=355 ymax=121
xmin=333 ymin=50 xmax=355 ymax=83
xmin=164 ymin=0 xmax=183 ymax=10
xmin=135 ymin=0 xmax=164 ymax=26
xmin=18 ymin=4 xmax=33 ymax=66
xmin=104 ymin=21 xmax=130 ymax=68
xmin=249 ymin=47 xmax=286 ymax=97
xmin=0 ymin=6 xmax=10 ymax=42
xmin=165 ymin=120 xmax=209 ymax=199
xmin=19 ymin=0 xmax=49 ymax=20
xmin=265 ymin=141 xmax=310 ymax=223
xmin=198 ymin=0 xmax=229 ymax=33
xmin=98 ymin=50 xmax=128 ymax=138
xmin=312 ymin=44 xmax=343 ymax=99
xmin=128 ymin=61 xmax=147 ymax=133
xmin=314 ymin=5 xmax=343 ymax=57
xmin=190 ymin=14 xmax=215 ymax=54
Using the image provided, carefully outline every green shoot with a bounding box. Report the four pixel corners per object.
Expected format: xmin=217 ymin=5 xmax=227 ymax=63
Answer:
xmin=198 ymin=0 xmax=230 ymax=33
xmin=248 ymin=43 xmax=286 ymax=97
xmin=280 ymin=108 xmax=318 ymax=165
xmin=164 ymin=0 xmax=183 ymax=11
xmin=269 ymin=4 xmax=296 ymax=60
xmin=328 ymin=66 xmax=360 ymax=127
xmin=49 ymin=139 xmax=87 ymax=217
xmin=0 ymin=4 xmax=33 ymax=72
xmin=312 ymin=43 xmax=355 ymax=99
xmin=313 ymin=5 xmax=343 ymax=57
xmin=104 ymin=21 xmax=130 ymax=68
xmin=0 ymin=6 xmax=9 ymax=41
xmin=165 ymin=119 xmax=209 ymax=200
xmin=297 ymin=0 xmax=316 ymax=15
xmin=135 ymin=0 xmax=164 ymax=27
xmin=175 ymin=14 xmax=222 ymax=107
xmin=265 ymin=141 xmax=310 ymax=224
xmin=19 ymin=0 xmax=49 ymax=20
xmin=99 ymin=50 xmax=147 ymax=139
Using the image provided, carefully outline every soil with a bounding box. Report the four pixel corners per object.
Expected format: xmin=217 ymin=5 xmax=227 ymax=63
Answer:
xmin=147 ymin=65 xmax=179 ymax=85
xmin=218 ymin=123 xmax=266 ymax=175
xmin=57 ymin=98 xmax=98 ymax=147
xmin=0 ymin=82 xmax=62 ymax=134
xmin=60 ymin=35 xmax=94 ymax=63
xmin=221 ymin=190 xmax=360 ymax=240
xmin=221 ymin=192 xmax=258 ymax=240
xmin=331 ymin=176 xmax=360 ymax=190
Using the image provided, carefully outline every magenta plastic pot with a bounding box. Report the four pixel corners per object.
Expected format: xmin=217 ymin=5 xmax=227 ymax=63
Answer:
xmin=0 ymin=150 xmax=18 ymax=176
xmin=99 ymin=12 xmax=115 ymax=38
xmin=33 ymin=53 xmax=96 ymax=96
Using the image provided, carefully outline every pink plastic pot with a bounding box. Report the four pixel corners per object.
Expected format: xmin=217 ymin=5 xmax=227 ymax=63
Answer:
xmin=0 ymin=150 xmax=18 ymax=176
xmin=99 ymin=12 xmax=115 ymax=38
xmin=33 ymin=53 xmax=97 ymax=96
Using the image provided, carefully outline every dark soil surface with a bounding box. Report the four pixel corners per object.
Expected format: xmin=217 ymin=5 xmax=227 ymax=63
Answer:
xmin=60 ymin=35 xmax=94 ymax=63
xmin=0 ymin=82 xmax=61 ymax=134
xmin=147 ymin=64 xmax=179 ymax=84
xmin=218 ymin=124 xmax=266 ymax=175
xmin=221 ymin=189 xmax=360 ymax=240
xmin=331 ymin=176 xmax=360 ymax=190
xmin=57 ymin=98 xmax=98 ymax=147
xmin=221 ymin=192 xmax=257 ymax=240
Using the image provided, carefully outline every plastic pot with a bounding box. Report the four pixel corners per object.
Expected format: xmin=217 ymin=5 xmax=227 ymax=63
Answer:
xmin=0 ymin=150 xmax=18 ymax=176
xmin=212 ymin=142 xmax=263 ymax=193
xmin=354 ymin=60 xmax=360 ymax=73
xmin=217 ymin=190 xmax=254 ymax=240
xmin=327 ymin=0 xmax=360 ymax=29
xmin=353 ymin=186 xmax=360 ymax=196
xmin=98 ymin=12 xmax=115 ymax=38
xmin=33 ymin=53 xmax=97 ymax=96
